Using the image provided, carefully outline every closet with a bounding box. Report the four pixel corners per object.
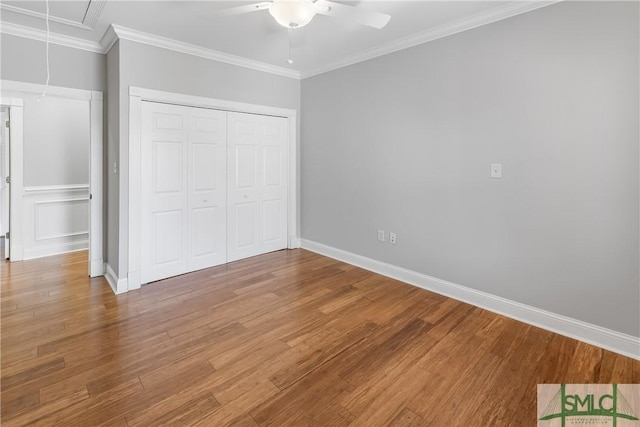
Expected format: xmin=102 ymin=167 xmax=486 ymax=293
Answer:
xmin=140 ymin=101 xmax=288 ymax=284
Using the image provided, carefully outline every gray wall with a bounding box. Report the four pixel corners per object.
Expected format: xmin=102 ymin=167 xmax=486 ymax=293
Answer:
xmin=112 ymin=40 xmax=301 ymax=277
xmin=1 ymin=34 xmax=105 ymax=91
xmin=301 ymin=1 xmax=639 ymax=337
xmin=21 ymin=95 xmax=90 ymax=186
xmin=0 ymin=35 xmax=105 ymax=188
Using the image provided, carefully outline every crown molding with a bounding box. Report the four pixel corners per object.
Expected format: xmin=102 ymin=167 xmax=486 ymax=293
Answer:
xmin=1 ymin=1 xmax=560 ymax=81
xmin=0 ymin=3 xmax=92 ymax=30
xmin=0 ymin=21 xmax=103 ymax=53
xmin=109 ymin=24 xmax=301 ymax=80
xmin=100 ymin=24 xmax=118 ymax=53
xmin=300 ymin=0 xmax=561 ymax=79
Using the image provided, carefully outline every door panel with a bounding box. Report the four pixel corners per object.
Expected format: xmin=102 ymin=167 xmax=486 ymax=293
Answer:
xmin=263 ymin=146 xmax=282 ymax=186
xmin=141 ymin=102 xmax=227 ymax=283
xmin=236 ymin=146 xmax=257 ymax=188
xmin=154 ymin=142 xmax=183 ymax=193
xmin=234 ymin=202 xmax=257 ymax=248
xmin=263 ymin=199 xmax=282 ymax=242
xmin=192 ymin=206 xmax=219 ymax=257
xmin=227 ymin=112 xmax=287 ymax=262
xmin=153 ymin=210 xmax=184 ymax=265
xmin=142 ymin=103 xmax=189 ymax=283
xmin=187 ymin=107 xmax=227 ymax=271
xmin=192 ymin=145 xmax=217 ymax=192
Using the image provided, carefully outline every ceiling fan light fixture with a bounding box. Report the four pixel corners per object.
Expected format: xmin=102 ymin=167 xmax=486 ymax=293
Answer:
xmin=269 ymin=0 xmax=317 ymax=29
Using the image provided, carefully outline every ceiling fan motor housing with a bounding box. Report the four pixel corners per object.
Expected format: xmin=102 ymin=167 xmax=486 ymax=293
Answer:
xmin=269 ymin=0 xmax=317 ymax=29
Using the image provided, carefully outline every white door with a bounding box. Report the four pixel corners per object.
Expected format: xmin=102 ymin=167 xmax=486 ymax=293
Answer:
xmin=227 ymin=112 xmax=288 ymax=262
xmin=141 ymin=102 xmax=227 ymax=283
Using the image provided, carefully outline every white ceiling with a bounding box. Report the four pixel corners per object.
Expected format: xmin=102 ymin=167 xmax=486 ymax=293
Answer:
xmin=0 ymin=1 xmax=555 ymax=78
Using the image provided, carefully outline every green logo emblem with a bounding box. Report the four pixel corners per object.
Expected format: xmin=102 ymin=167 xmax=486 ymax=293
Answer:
xmin=538 ymin=384 xmax=639 ymax=427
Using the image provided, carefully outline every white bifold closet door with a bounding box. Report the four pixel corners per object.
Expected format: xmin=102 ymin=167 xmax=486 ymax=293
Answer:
xmin=227 ymin=112 xmax=288 ymax=262
xmin=141 ymin=102 xmax=227 ymax=284
xmin=140 ymin=103 xmax=288 ymax=284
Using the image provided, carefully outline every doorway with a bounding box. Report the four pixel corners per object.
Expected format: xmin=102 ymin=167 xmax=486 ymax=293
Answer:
xmin=0 ymin=81 xmax=103 ymax=278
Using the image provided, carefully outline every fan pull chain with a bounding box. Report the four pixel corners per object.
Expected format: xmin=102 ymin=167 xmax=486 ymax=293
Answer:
xmin=38 ymin=0 xmax=51 ymax=102
xmin=287 ymin=29 xmax=293 ymax=64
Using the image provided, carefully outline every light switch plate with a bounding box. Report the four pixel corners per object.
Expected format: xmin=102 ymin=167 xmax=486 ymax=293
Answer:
xmin=491 ymin=163 xmax=502 ymax=178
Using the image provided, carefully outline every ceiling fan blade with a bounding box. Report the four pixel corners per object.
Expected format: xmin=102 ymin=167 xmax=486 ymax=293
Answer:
xmin=217 ymin=2 xmax=272 ymax=17
xmin=315 ymin=0 xmax=390 ymax=29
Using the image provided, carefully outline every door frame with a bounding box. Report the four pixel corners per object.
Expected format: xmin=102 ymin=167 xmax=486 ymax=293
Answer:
xmin=0 ymin=106 xmax=11 ymax=256
xmin=127 ymin=87 xmax=299 ymax=292
xmin=0 ymin=80 xmax=104 ymax=277
xmin=0 ymin=97 xmax=23 ymax=261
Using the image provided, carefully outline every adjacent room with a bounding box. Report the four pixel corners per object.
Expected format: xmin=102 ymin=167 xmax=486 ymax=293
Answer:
xmin=1 ymin=0 xmax=639 ymax=425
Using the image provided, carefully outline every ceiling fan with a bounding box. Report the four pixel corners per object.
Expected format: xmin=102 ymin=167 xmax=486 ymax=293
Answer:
xmin=219 ymin=0 xmax=391 ymax=30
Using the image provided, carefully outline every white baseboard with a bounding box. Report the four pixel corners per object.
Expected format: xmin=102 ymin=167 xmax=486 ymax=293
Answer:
xmin=300 ymin=239 xmax=640 ymax=360
xmin=23 ymin=240 xmax=88 ymax=261
xmin=105 ymin=263 xmax=128 ymax=295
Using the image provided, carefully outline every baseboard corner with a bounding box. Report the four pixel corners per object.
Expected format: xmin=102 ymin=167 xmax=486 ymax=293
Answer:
xmin=105 ymin=263 xmax=128 ymax=295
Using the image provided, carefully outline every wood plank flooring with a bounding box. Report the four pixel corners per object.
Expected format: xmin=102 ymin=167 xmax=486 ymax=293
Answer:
xmin=1 ymin=245 xmax=639 ymax=426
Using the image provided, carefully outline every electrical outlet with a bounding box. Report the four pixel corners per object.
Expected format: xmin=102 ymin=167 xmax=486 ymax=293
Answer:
xmin=377 ymin=230 xmax=385 ymax=242
xmin=389 ymin=232 xmax=397 ymax=245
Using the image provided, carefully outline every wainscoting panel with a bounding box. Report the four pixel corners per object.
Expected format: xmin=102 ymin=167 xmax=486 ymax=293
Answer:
xmin=23 ymin=185 xmax=89 ymax=260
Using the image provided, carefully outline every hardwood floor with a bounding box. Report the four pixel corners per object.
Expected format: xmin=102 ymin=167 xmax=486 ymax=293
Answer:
xmin=1 ymin=247 xmax=638 ymax=426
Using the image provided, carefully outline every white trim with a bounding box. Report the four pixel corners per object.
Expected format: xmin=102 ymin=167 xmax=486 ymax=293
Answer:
xmin=1 ymin=2 xmax=557 ymax=80
xmin=300 ymin=239 xmax=640 ymax=360
xmin=127 ymin=94 xmax=142 ymax=291
xmin=0 ymin=80 xmax=102 ymax=101
xmin=1 ymin=98 xmax=24 ymax=261
xmin=23 ymin=184 xmax=89 ymax=194
xmin=111 ymin=25 xmax=300 ymax=80
xmin=0 ymin=3 xmax=93 ymax=30
xmin=23 ymin=242 xmax=88 ymax=261
xmin=34 ymin=230 xmax=88 ymax=242
xmin=0 ymin=98 xmax=23 ymax=107
xmin=91 ymin=259 xmax=105 ymax=277
xmin=287 ymin=115 xmax=299 ymax=249
xmin=127 ymin=86 xmax=299 ymax=292
xmin=0 ymin=22 xmax=104 ymax=54
xmin=128 ymin=87 xmax=297 ymax=118
xmin=89 ymin=95 xmax=104 ymax=277
xmin=301 ymin=1 xmax=560 ymax=79
xmin=34 ymin=197 xmax=89 ymax=205
xmin=105 ymin=263 xmax=128 ymax=295
xmin=100 ymin=25 xmax=118 ymax=53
